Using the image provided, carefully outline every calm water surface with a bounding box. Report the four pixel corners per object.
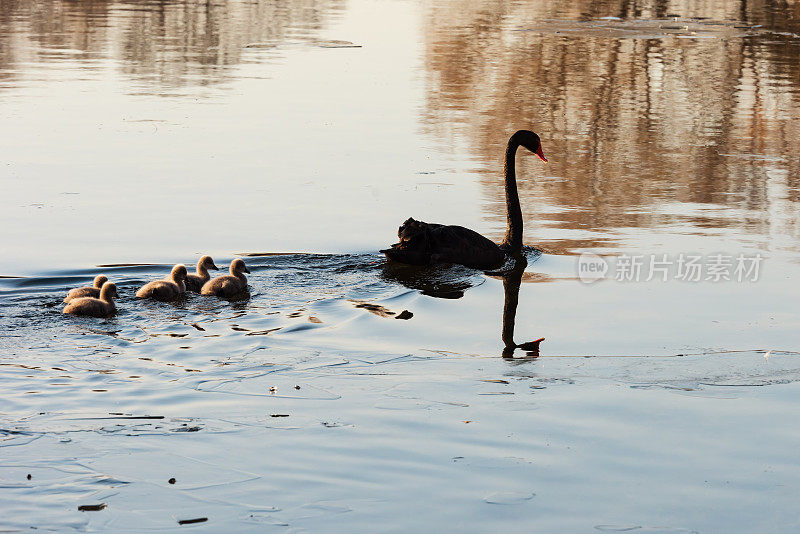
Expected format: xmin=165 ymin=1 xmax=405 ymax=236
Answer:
xmin=1 ymin=0 xmax=800 ymax=531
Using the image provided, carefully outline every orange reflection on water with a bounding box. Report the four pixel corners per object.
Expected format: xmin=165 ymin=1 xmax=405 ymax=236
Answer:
xmin=421 ymin=0 xmax=800 ymax=254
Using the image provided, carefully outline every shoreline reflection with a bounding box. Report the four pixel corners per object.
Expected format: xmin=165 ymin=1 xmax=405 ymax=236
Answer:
xmin=0 ymin=0 xmax=347 ymax=88
xmin=422 ymin=0 xmax=800 ymax=254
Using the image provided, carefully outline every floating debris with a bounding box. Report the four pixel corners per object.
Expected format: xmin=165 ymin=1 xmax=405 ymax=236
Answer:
xmin=315 ymin=39 xmax=362 ymax=48
xmin=351 ymin=300 xmax=399 ymax=318
xmin=178 ymin=517 xmax=208 ymax=525
xmin=78 ymin=503 xmax=106 ymax=512
xmin=321 ymin=421 xmax=352 ymax=428
xmin=245 ymin=328 xmax=281 ymax=336
xmin=243 ymin=42 xmax=277 ymax=49
xmin=484 ymin=491 xmax=535 ymax=505
xmin=79 ymin=415 xmax=165 ymax=420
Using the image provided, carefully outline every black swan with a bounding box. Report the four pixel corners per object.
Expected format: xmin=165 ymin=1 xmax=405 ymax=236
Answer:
xmin=201 ymin=258 xmax=250 ymax=297
xmin=136 ymin=264 xmax=188 ymax=301
xmin=63 ymin=282 xmax=118 ymax=318
xmin=381 ymin=130 xmax=547 ymax=270
xmin=185 ymin=255 xmax=219 ymax=292
xmin=64 ymin=274 xmax=109 ymax=303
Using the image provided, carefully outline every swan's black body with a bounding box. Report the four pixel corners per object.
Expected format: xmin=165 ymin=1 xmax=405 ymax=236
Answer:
xmin=382 ymin=130 xmax=546 ymax=270
xmin=382 ymin=218 xmax=505 ymax=270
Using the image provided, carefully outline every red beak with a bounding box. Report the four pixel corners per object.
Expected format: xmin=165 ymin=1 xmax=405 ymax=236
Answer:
xmin=535 ymin=145 xmax=548 ymax=162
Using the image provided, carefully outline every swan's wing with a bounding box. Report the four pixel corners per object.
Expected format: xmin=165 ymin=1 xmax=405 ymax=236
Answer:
xmin=65 ymin=286 xmax=99 ymax=303
xmin=428 ymin=225 xmax=505 ymax=270
xmin=201 ymin=276 xmax=238 ymax=296
xmin=136 ymin=281 xmax=178 ymax=300
xmin=63 ymin=297 xmax=113 ymax=317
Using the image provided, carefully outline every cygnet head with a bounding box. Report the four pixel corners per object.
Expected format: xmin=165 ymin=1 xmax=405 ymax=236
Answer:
xmin=100 ymin=282 xmax=118 ymax=301
xmin=171 ymin=264 xmax=189 ymax=282
xmin=230 ymin=258 xmax=251 ymax=275
xmin=199 ymin=255 xmax=218 ymax=272
xmin=93 ymin=275 xmax=109 ymax=288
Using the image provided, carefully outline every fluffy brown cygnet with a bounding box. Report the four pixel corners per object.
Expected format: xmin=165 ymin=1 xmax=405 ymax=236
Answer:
xmin=64 ymin=274 xmax=108 ymax=303
xmin=62 ymin=282 xmax=118 ymax=318
xmin=185 ymin=255 xmax=219 ymax=292
xmin=200 ymin=258 xmax=250 ymax=298
xmin=135 ymin=264 xmax=188 ymax=301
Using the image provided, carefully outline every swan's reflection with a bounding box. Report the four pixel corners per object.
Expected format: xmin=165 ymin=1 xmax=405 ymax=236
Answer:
xmin=492 ymin=258 xmax=545 ymax=361
xmin=382 ymin=256 xmax=544 ymax=359
xmin=380 ymin=261 xmax=484 ymax=299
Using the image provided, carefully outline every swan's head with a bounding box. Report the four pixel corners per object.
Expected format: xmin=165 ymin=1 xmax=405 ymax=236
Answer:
xmin=512 ymin=130 xmax=547 ymax=162
xmin=230 ymin=258 xmax=251 ymax=275
xmin=93 ymin=275 xmax=109 ymax=288
xmin=171 ymin=264 xmax=189 ymax=282
xmin=100 ymin=282 xmax=118 ymax=300
xmin=198 ymin=255 xmax=218 ymax=271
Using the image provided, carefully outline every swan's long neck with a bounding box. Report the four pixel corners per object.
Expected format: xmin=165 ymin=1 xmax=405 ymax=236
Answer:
xmin=197 ymin=264 xmax=207 ymax=278
xmin=501 ymin=138 xmax=523 ymax=254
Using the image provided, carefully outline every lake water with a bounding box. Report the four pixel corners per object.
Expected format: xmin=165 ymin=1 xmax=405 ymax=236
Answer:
xmin=1 ymin=0 xmax=800 ymax=531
